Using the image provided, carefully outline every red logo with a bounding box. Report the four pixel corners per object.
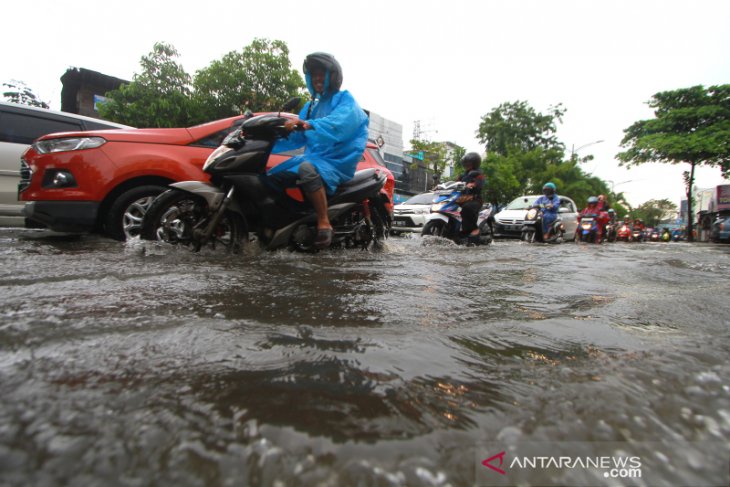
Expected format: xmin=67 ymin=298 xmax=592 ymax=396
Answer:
xmin=482 ymin=451 xmax=507 ymax=475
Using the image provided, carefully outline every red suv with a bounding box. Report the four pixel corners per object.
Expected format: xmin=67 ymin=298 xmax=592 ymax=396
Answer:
xmin=19 ymin=115 xmax=394 ymax=240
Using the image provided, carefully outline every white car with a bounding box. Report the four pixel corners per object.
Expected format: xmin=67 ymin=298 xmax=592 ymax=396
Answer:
xmin=493 ymin=194 xmax=579 ymax=239
xmin=0 ymin=101 xmax=128 ymax=226
xmin=391 ymin=192 xmax=434 ymax=234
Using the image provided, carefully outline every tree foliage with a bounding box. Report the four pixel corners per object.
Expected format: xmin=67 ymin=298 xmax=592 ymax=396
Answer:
xmin=2 ymin=80 xmax=50 ymax=108
xmin=193 ymin=38 xmax=305 ymax=122
xmin=99 ymin=42 xmax=194 ymax=127
xmin=408 ymin=139 xmax=452 ymax=186
xmin=474 ymin=100 xmax=626 ymax=213
xmin=99 ymin=39 xmax=305 ymax=128
xmin=477 ymin=101 xmax=565 ymax=156
xmin=632 ymin=199 xmax=678 ymax=228
xmin=616 ymin=84 xmax=730 ymax=240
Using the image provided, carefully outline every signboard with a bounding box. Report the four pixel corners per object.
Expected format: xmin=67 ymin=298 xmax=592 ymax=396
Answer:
xmin=716 ymin=184 xmax=730 ymax=212
xmin=405 ymin=151 xmax=424 ymax=161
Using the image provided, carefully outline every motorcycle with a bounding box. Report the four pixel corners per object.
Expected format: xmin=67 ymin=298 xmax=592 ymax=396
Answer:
xmin=616 ymin=223 xmax=632 ymax=242
xmin=576 ymin=214 xmax=601 ymax=243
xmin=649 ymin=228 xmax=660 ymax=242
xmin=604 ymin=221 xmax=618 ymax=242
xmin=520 ymin=205 xmax=565 ymax=243
xmin=420 ymin=181 xmax=492 ymax=245
xmin=632 ymin=228 xmax=644 ymax=242
xmin=141 ymin=99 xmax=391 ymax=252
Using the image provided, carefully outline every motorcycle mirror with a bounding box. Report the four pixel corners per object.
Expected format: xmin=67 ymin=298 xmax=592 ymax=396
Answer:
xmin=280 ymin=97 xmax=301 ymax=114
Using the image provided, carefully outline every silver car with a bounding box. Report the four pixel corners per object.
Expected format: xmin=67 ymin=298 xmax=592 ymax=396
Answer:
xmin=493 ymin=194 xmax=579 ymax=240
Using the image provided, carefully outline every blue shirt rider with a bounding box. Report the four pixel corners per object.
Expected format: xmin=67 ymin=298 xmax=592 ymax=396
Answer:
xmin=532 ymin=182 xmax=561 ymax=240
xmin=267 ymin=52 xmax=369 ymax=249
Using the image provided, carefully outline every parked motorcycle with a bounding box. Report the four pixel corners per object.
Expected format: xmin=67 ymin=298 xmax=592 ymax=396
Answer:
xmin=141 ymin=100 xmax=391 ymax=252
xmin=420 ymin=181 xmax=492 ymax=245
xmin=576 ymin=214 xmax=601 ymax=243
xmin=520 ymin=205 xmax=565 ymax=243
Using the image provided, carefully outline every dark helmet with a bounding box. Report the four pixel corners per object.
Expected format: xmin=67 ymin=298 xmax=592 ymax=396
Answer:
xmin=542 ymin=182 xmax=557 ymax=196
xmin=587 ymin=196 xmax=598 ymax=205
xmin=460 ymin=152 xmax=481 ymax=170
xmin=303 ymin=52 xmax=343 ymax=95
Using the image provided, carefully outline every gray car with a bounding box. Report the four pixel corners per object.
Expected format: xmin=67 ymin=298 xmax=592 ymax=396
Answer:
xmin=493 ymin=194 xmax=579 ymax=240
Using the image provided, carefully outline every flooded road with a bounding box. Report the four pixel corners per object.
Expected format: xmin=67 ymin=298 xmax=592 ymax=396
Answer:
xmin=1 ymin=227 xmax=729 ymax=486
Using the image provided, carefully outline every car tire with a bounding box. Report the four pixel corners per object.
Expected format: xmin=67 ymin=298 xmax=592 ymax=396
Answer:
xmin=422 ymin=220 xmax=447 ymax=237
xmin=105 ymin=185 xmax=167 ymax=241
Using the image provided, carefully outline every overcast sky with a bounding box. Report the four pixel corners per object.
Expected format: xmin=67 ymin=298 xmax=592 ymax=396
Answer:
xmin=2 ymin=0 xmax=728 ymax=206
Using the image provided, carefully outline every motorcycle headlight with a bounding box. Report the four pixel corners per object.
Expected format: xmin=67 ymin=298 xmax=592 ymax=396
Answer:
xmin=431 ymin=202 xmax=445 ymax=212
xmin=33 ymin=136 xmax=106 ymax=154
xmin=203 ymin=146 xmax=233 ymax=170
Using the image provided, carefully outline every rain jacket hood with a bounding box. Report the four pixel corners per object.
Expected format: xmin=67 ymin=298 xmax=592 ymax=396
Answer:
xmin=269 ymin=54 xmax=368 ymax=195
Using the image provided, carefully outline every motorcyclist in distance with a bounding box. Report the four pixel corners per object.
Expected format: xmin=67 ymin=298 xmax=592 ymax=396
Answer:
xmin=531 ymin=182 xmax=561 ymax=241
xmin=457 ymin=152 xmax=485 ymax=245
xmin=579 ymin=196 xmax=603 ymax=242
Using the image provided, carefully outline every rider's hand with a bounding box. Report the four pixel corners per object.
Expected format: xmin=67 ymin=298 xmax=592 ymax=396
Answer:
xmin=284 ymin=118 xmax=311 ymax=132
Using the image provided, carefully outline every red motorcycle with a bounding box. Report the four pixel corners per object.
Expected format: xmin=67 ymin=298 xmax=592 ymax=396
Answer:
xmin=616 ymin=223 xmax=633 ymax=242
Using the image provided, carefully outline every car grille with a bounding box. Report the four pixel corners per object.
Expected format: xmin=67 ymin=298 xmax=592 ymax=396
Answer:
xmin=18 ymin=158 xmax=32 ymax=193
xmin=394 ymin=216 xmax=419 ymax=226
xmin=394 ymin=209 xmax=419 ymax=215
xmin=496 ymin=218 xmax=524 ymax=225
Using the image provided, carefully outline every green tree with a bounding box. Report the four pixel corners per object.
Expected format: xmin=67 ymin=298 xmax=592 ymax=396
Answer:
xmin=408 ymin=139 xmax=452 ymax=187
xmin=2 ymin=80 xmax=49 ymax=108
xmin=477 ymin=101 xmax=566 ymax=156
xmin=632 ymin=199 xmax=678 ymax=228
xmin=616 ymin=85 xmax=730 ymax=241
xmin=192 ymin=38 xmax=306 ymax=122
xmin=477 ymin=101 xmax=569 ymax=205
xmin=99 ymin=42 xmax=194 ymax=127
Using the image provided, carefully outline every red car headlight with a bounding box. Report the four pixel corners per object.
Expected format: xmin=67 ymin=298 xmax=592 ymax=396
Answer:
xmin=33 ymin=136 xmax=107 ymax=154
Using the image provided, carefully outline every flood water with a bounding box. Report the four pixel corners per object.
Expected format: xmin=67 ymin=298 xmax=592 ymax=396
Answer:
xmin=1 ymin=228 xmax=729 ymax=486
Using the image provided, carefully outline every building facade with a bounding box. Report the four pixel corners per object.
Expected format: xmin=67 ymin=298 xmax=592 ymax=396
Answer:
xmin=365 ymin=110 xmax=437 ymax=201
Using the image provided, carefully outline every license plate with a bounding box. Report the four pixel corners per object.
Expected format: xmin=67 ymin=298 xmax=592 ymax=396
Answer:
xmin=394 ymin=220 xmax=406 ymax=226
xmin=506 ymin=225 xmax=521 ymax=231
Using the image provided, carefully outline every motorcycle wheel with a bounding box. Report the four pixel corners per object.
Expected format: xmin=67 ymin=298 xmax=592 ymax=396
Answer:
xmin=422 ymin=219 xmax=447 ymax=237
xmin=369 ymin=196 xmax=391 ymax=245
xmin=140 ymin=189 xmax=246 ymax=252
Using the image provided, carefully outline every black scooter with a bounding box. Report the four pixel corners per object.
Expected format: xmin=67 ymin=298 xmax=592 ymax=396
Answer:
xmin=521 ymin=205 xmax=565 ymax=243
xmin=141 ymin=99 xmax=390 ymax=252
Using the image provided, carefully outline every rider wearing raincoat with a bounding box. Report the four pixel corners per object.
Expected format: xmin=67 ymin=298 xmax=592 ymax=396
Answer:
xmin=531 ymin=182 xmax=561 ymax=240
xmin=268 ymin=52 xmax=369 ymax=248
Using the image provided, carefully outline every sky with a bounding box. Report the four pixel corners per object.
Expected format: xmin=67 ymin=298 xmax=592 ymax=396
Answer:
xmin=2 ymin=0 xmax=729 ymax=207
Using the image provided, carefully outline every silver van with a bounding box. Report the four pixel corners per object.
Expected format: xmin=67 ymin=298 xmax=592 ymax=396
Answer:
xmin=0 ymin=101 xmax=128 ymax=226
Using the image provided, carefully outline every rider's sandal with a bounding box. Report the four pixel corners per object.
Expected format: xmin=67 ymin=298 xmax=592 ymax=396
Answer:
xmin=314 ymin=228 xmax=333 ymax=249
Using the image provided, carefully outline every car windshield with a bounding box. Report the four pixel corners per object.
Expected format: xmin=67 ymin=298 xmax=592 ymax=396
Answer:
xmin=505 ymin=196 xmax=539 ymax=210
xmin=403 ymin=193 xmax=434 ymax=205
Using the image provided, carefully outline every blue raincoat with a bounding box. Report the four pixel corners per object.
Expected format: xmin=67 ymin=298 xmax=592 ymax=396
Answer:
xmin=268 ymin=80 xmax=369 ymax=195
xmin=532 ymin=194 xmax=561 ymax=234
